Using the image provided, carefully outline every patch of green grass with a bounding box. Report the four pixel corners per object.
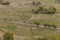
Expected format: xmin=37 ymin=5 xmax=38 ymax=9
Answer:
xmin=6 ymin=23 xmax=17 ymax=30
xmin=0 ymin=23 xmax=17 ymax=30
xmin=30 ymin=19 xmax=53 ymax=24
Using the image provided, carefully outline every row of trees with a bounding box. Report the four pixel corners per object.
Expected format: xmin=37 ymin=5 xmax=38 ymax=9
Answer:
xmin=33 ymin=6 xmax=56 ymax=14
xmin=33 ymin=22 xmax=57 ymax=29
xmin=43 ymin=24 xmax=57 ymax=29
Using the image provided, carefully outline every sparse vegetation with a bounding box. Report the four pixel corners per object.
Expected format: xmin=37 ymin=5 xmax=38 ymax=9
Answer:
xmin=0 ymin=0 xmax=59 ymax=40
xmin=44 ymin=6 xmax=56 ymax=14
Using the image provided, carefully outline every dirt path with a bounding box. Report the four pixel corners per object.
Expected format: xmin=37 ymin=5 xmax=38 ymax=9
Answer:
xmin=0 ymin=21 xmax=59 ymax=30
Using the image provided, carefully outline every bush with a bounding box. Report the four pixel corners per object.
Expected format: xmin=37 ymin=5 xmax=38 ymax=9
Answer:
xmin=3 ymin=32 xmax=14 ymax=40
xmin=44 ymin=7 xmax=56 ymax=14
xmin=38 ymin=6 xmax=44 ymax=12
xmin=33 ymin=6 xmax=56 ymax=14
xmin=33 ymin=22 xmax=40 ymax=25
xmin=32 ymin=1 xmax=41 ymax=6
xmin=33 ymin=6 xmax=44 ymax=14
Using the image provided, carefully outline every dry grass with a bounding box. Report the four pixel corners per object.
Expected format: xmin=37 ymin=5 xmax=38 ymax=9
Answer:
xmin=0 ymin=0 xmax=60 ymax=40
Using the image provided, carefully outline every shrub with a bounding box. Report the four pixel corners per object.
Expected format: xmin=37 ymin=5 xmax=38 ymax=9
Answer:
xmin=38 ymin=6 xmax=44 ymax=12
xmin=33 ymin=6 xmax=56 ymax=14
xmin=3 ymin=32 xmax=14 ymax=40
xmin=32 ymin=1 xmax=41 ymax=6
xmin=43 ymin=24 xmax=51 ymax=28
xmin=44 ymin=7 xmax=56 ymax=14
xmin=33 ymin=22 xmax=40 ymax=25
xmin=33 ymin=6 xmax=44 ymax=14
xmin=43 ymin=24 xmax=49 ymax=28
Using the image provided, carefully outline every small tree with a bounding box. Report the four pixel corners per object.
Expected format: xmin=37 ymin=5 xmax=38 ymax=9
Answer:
xmin=44 ymin=6 xmax=56 ymax=14
xmin=3 ymin=32 xmax=14 ymax=40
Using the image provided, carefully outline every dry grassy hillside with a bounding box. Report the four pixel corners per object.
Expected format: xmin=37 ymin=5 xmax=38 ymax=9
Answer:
xmin=0 ymin=0 xmax=60 ymax=40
